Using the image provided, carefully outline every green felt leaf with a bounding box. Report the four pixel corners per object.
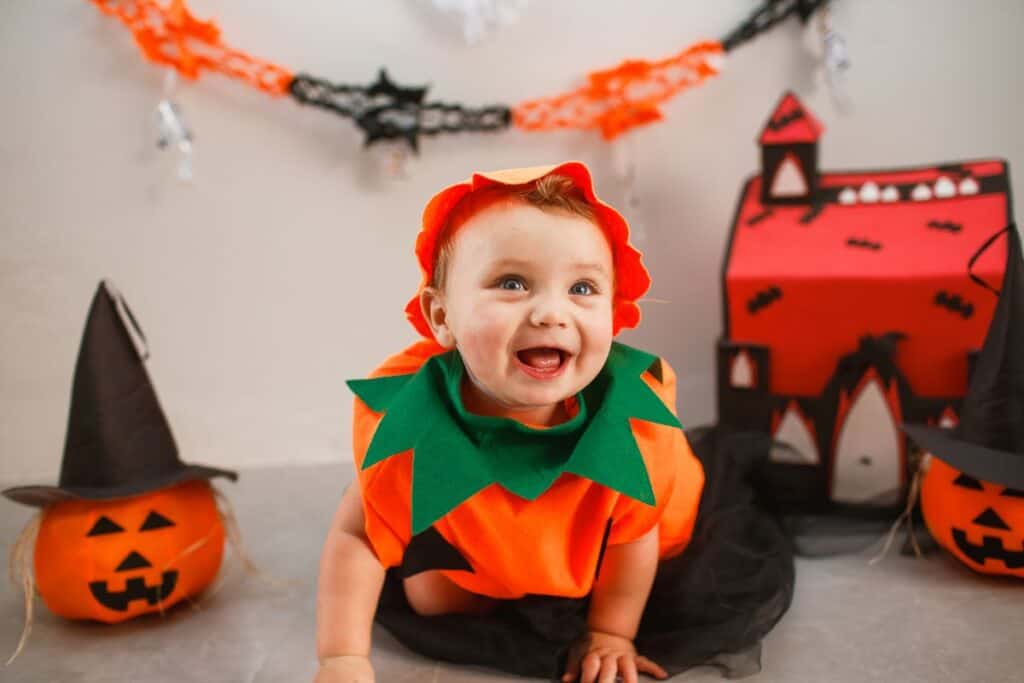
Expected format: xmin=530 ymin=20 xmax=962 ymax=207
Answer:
xmin=347 ymin=373 xmax=413 ymax=412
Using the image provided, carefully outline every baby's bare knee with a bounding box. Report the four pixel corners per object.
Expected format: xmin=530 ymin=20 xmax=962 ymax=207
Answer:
xmin=403 ymin=572 xmax=450 ymax=616
xmin=403 ymin=571 xmax=496 ymax=617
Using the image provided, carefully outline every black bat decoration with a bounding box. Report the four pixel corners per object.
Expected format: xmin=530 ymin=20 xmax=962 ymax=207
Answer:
xmin=765 ymin=109 xmax=805 ymax=132
xmin=927 ymin=220 xmax=963 ymax=234
xmin=746 ymin=209 xmax=774 ymax=226
xmin=747 ymin=286 xmax=783 ymax=314
xmin=934 ymin=291 xmax=975 ymax=319
xmin=846 ymin=237 xmax=882 ymax=251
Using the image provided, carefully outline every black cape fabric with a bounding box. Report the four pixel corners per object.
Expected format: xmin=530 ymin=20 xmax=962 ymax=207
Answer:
xmin=373 ymin=426 xmax=795 ymax=680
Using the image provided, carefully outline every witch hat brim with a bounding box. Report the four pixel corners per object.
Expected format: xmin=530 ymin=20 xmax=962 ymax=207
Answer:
xmin=901 ymin=423 xmax=1024 ymax=490
xmin=2 ymin=281 xmax=237 ymax=508
xmin=900 ymin=225 xmax=1024 ymax=488
xmin=2 ymin=464 xmax=238 ymax=507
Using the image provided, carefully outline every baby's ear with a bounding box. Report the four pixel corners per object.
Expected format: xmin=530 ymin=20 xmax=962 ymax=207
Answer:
xmin=420 ymin=287 xmax=455 ymax=349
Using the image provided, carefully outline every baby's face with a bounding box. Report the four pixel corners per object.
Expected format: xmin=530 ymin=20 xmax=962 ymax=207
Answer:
xmin=435 ymin=200 xmax=614 ymax=416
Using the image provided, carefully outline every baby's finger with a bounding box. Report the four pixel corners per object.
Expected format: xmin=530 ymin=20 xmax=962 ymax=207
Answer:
xmin=618 ymin=655 xmax=639 ymax=683
xmin=635 ymin=656 xmax=669 ymax=680
xmin=562 ymin=661 xmax=578 ymax=682
xmin=580 ymin=651 xmax=603 ymax=683
xmin=598 ymin=654 xmax=620 ymax=683
xmin=564 ymin=642 xmax=604 ymax=682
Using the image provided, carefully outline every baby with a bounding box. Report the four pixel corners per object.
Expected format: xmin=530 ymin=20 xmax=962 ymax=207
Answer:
xmin=315 ymin=163 xmax=709 ymax=683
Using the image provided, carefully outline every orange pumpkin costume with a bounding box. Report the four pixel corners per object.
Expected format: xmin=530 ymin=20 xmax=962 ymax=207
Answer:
xmin=350 ymin=339 xmax=704 ymax=599
xmin=346 ymin=162 xmax=793 ymax=680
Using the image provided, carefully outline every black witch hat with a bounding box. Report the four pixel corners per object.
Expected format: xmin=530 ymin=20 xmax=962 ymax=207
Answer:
xmin=3 ymin=281 xmax=236 ymax=507
xmin=901 ymin=225 xmax=1024 ymax=489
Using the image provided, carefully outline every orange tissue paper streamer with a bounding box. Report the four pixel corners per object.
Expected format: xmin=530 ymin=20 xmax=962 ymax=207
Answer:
xmin=513 ymin=40 xmax=723 ymax=140
xmin=90 ymin=0 xmax=293 ymax=95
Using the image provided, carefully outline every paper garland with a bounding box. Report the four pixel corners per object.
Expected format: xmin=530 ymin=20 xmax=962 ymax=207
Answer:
xmin=289 ymin=71 xmax=511 ymax=151
xmin=91 ymin=0 xmax=836 ymax=150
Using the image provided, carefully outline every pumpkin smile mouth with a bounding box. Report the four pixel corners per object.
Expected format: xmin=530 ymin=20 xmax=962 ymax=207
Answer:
xmin=89 ymin=570 xmax=179 ymax=611
xmin=952 ymin=529 xmax=1024 ymax=569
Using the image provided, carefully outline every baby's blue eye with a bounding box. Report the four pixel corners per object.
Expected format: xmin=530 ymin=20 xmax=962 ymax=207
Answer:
xmin=498 ymin=277 xmax=526 ymax=291
xmin=569 ymin=281 xmax=595 ymax=296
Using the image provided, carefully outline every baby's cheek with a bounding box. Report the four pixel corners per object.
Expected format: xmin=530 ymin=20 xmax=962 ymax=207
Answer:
xmin=456 ymin=316 xmax=508 ymax=362
xmin=582 ymin=306 xmax=614 ymax=347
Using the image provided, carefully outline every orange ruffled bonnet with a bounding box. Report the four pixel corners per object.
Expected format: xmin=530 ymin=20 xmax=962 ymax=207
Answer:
xmin=404 ymin=161 xmax=651 ymax=341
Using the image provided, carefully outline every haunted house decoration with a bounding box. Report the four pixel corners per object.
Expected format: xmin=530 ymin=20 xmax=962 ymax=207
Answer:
xmin=719 ymin=92 xmax=1014 ymax=514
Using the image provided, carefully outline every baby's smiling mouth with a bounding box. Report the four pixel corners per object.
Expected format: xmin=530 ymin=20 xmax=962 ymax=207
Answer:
xmin=514 ymin=347 xmax=570 ymax=379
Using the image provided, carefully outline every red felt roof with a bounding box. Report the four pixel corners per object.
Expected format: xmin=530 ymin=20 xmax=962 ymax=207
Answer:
xmin=724 ymin=159 xmax=1011 ymax=397
xmin=729 ymin=160 xmax=1009 ymax=281
xmin=759 ymin=91 xmax=824 ymax=145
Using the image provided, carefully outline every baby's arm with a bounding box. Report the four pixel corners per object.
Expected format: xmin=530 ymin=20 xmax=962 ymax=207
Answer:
xmin=563 ymin=525 xmax=668 ymax=682
xmin=315 ymin=483 xmax=386 ymax=682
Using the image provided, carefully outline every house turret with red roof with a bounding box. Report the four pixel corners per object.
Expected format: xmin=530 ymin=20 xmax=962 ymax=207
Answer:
xmin=759 ymin=92 xmax=824 ymax=205
xmin=718 ymin=93 xmax=1015 ymax=515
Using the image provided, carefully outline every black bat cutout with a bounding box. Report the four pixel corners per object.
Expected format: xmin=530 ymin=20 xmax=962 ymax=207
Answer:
xmin=934 ymin=291 xmax=975 ymax=319
xmin=747 ymin=286 xmax=782 ymax=314
xmin=845 ymin=237 xmax=882 ymax=251
xmin=927 ymin=220 xmax=963 ymax=234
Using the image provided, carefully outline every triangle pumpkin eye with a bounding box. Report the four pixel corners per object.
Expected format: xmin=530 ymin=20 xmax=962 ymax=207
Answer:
xmin=140 ymin=511 xmax=175 ymax=531
xmin=87 ymin=516 xmax=124 ymax=537
xmin=1002 ymin=488 xmax=1024 ymax=499
xmin=953 ymin=473 xmax=984 ymax=490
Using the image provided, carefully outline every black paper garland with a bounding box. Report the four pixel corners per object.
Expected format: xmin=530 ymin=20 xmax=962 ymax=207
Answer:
xmin=289 ymin=70 xmax=512 ymax=151
xmin=722 ymin=0 xmax=832 ymax=52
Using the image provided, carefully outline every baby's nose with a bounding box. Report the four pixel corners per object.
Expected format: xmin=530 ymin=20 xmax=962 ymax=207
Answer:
xmin=529 ymin=296 xmax=569 ymax=327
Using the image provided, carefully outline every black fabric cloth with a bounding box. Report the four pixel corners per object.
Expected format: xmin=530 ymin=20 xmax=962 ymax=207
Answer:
xmin=373 ymin=425 xmax=795 ymax=680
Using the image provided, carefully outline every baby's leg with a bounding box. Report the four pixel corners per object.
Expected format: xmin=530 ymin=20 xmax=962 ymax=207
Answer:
xmin=403 ymin=570 xmax=498 ymax=617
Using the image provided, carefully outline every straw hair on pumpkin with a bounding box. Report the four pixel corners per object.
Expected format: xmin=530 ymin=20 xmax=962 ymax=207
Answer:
xmin=5 ymin=513 xmax=40 ymax=666
xmin=165 ymin=485 xmax=292 ymax=613
xmin=869 ymin=453 xmax=928 ymax=565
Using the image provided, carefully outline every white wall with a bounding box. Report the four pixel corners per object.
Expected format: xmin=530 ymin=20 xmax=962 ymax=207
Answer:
xmin=2 ymin=0 xmax=1022 ymax=483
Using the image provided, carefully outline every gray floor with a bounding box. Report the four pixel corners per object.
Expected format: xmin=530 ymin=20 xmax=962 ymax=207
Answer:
xmin=2 ymin=463 xmax=1022 ymax=683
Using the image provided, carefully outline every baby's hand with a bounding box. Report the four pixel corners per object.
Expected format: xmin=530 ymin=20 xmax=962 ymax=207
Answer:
xmin=562 ymin=630 xmax=668 ymax=683
xmin=314 ymin=654 xmax=375 ymax=683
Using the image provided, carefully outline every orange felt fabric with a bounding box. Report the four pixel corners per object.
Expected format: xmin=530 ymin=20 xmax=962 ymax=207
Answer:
xmin=34 ymin=480 xmax=225 ymax=623
xmin=351 ymin=342 xmax=704 ymax=599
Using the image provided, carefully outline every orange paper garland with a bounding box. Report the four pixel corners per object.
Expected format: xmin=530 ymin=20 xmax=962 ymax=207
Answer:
xmin=91 ymin=0 xmax=292 ymax=95
xmin=513 ymin=41 xmax=724 ymax=140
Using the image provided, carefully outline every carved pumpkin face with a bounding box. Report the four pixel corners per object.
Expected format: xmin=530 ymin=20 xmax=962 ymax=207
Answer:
xmin=34 ymin=480 xmax=225 ymax=623
xmin=921 ymin=457 xmax=1024 ymax=578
